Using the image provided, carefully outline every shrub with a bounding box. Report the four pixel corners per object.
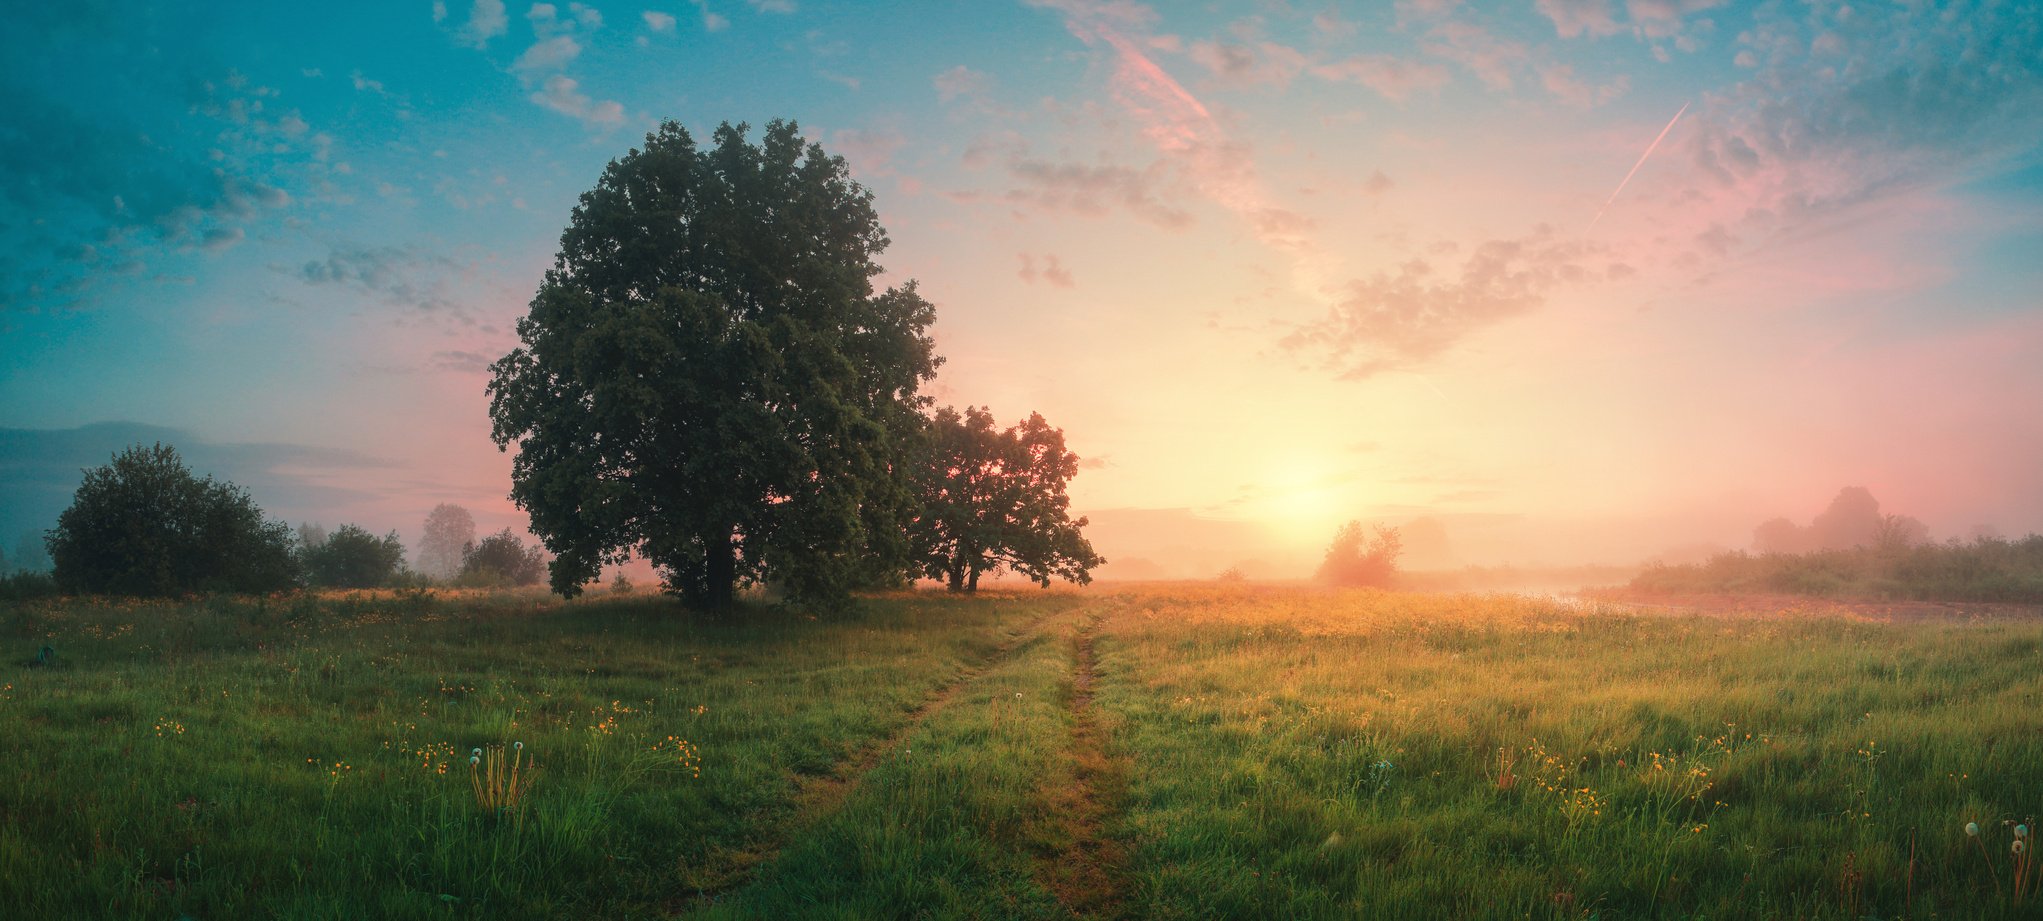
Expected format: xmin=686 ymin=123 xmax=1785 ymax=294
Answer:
xmin=46 ymin=443 xmax=300 ymax=596
xmin=303 ymin=524 xmax=408 ymax=588
xmin=460 ymin=529 xmax=548 ymax=587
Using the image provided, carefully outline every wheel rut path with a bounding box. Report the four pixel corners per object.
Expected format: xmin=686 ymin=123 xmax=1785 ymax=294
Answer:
xmin=679 ymin=604 xmax=1079 ymax=905
xmin=1034 ymin=611 xmax=1131 ymax=920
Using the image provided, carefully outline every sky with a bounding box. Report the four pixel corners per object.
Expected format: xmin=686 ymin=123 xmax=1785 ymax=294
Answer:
xmin=3 ymin=0 xmax=2041 ymax=579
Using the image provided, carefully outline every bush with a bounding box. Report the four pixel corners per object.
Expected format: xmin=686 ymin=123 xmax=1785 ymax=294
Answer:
xmin=460 ymin=529 xmax=548 ymax=587
xmin=46 ymin=443 xmax=300 ymax=596
xmin=303 ymin=524 xmax=408 ymax=588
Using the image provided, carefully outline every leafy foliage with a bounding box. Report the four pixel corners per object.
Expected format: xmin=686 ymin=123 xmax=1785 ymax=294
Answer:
xmin=487 ymin=119 xmax=940 ymax=606
xmin=417 ymin=504 xmax=475 ymax=581
xmin=302 ymin=524 xmax=408 ymax=589
xmin=1316 ymin=520 xmax=1402 ymax=587
xmin=45 ymin=443 xmax=299 ymax=596
xmin=460 ymin=528 xmax=547 ymax=587
xmin=908 ymin=405 xmax=1103 ymax=591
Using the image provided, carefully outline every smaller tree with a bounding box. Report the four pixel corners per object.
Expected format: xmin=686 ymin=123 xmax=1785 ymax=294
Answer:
xmin=303 ymin=525 xmax=408 ymax=588
xmin=461 ymin=529 xmax=548 ymax=587
xmin=1317 ymin=521 xmax=1401 ymax=588
xmin=46 ymin=443 xmax=300 ymax=596
xmin=909 ymin=406 xmax=1104 ymax=592
xmin=418 ymin=504 xmax=476 ymax=581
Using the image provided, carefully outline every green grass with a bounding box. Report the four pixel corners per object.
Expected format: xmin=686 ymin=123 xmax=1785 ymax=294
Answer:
xmin=0 ymin=586 xmax=1088 ymax=919
xmin=6 ymin=584 xmax=2042 ymax=919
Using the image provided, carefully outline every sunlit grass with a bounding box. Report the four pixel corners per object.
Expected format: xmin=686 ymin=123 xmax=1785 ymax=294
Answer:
xmin=1095 ymin=583 xmax=2043 ymax=919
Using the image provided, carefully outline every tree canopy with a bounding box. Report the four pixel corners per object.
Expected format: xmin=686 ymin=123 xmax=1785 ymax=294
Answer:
xmin=909 ymin=406 xmax=1104 ymax=592
xmin=46 ymin=443 xmax=299 ymax=596
xmin=487 ymin=119 xmax=940 ymax=606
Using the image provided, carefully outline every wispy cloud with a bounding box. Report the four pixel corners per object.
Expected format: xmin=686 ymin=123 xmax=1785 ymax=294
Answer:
xmin=454 ymin=0 xmax=509 ymax=48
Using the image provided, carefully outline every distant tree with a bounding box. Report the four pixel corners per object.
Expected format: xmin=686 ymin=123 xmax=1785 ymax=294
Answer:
xmin=1752 ymin=517 xmax=1810 ymax=554
xmin=486 ymin=119 xmax=940 ymax=606
xmin=1216 ymin=566 xmax=1246 ymax=583
xmin=461 ymin=529 xmax=548 ymax=587
xmin=1875 ymin=513 xmax=1931 ymax=551
xmin=297 ymin=522 xmax=329 ymax=553
xmin=1317 ymin=521 xmax=1402 ymax=588
xmin=46 ymin=443 xmax=299 ymax=596
xmin=13 ymin=530 xmax=51 ymax=573
xmin=1809 ymin=486 xmax=1883 ymax=550
xmin=303 ymin=524 xmax=408 ymax=588
xmin=908 ymin=406 xmax=1104 ymax=592
xmin=417 ymin=504 xmax=476 ymax=581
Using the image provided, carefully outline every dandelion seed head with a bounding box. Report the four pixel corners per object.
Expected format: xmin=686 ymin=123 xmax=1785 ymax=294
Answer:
xmin=1967 ymin=822 xmax=1981 ymax=837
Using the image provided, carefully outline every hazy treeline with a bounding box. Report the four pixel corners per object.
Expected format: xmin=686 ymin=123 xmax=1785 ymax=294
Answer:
xmin=1631 ymin=535 xmax=2043 ymax=602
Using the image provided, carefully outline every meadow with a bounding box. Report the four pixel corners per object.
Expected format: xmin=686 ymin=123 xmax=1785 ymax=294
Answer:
xmin=2 ymin=584 xmax=2040 ymax=919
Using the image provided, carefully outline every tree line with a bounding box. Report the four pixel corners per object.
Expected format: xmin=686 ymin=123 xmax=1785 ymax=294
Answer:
xmin=34 ymin=445 xmax=551 ymax=596
xmin=34 ymin=119 xmax=1102 ymax=604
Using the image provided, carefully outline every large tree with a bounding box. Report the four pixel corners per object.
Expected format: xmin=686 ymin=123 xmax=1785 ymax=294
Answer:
xmin=487 ymin=119 xmax=940 ymax=605
xmin=909 ymin=406 xmax=1104 ymax=592
xmin=417 ymin=503 xmax=475 ymax=581
xmin=46 ymin=443 xmax=300 ymax=596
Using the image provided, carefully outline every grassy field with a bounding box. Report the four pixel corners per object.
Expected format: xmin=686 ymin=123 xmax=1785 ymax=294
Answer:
xmin=3 ymin=584 xmax=2041 ymax=919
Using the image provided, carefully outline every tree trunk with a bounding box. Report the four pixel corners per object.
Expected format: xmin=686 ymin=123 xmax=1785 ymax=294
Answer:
xmin=967 ymin=566 xmax=980 ymax=593
xmin=946 ymin=553 xmax=965 ymax=592
xmin=703 ymin=528 xmax=736 ymax=607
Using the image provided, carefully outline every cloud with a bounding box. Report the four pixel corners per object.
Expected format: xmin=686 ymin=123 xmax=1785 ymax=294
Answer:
xmin=295 ymin=244 xmax=468 ymax=314
xmin=528 ymin=74 xmax=625 ymax=126
xmin=1283 ymin=226 xmax=1609 ymax=378
xmin=934 ymin=65 xmax=990 ymax=105
xmin=642 ymin=10 xmax=676 ymax=31
xmin=829 ymin=128 xmax=905 ymax=176
xmin=747 ymin=0 xmax=795 ymax=11
xmin=456 ymin=0 xmax=509 ymax=47
xmin=1655 ymin=0 xmax=2043 ymax=266
xmin=1535 ymin=0 xmax=1620 ymax=39
xmin=1538 ymin=63 xmax=1627 ymax=107
xmin=1187 ymin=40 xmax=1308 ymax=88
xmin=430 ymin=349 xmax=496 ymax=373
xmin=512 ymin=34 xmax=582 ymax=72
xmin=0 ymin=76 xmax=299 ymax=310
xmin=1002 ymin=159 xmax=1192 ymax=229
xmin=1311 ymin=54 xmax=1452 ymax=101
xmin=1018 ymin=252 xmax=1076 ymax=288
xmin=688 ymin=0 xmax=727 ymax=31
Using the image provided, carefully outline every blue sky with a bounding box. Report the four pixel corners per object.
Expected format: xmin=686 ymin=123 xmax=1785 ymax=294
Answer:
xmin=4 ymin=0 xmax=2041 ymax=576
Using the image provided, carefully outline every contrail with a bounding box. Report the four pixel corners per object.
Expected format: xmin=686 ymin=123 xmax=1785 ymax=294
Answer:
xmin=1589 ymin=101 xmax=1689 ymax=230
